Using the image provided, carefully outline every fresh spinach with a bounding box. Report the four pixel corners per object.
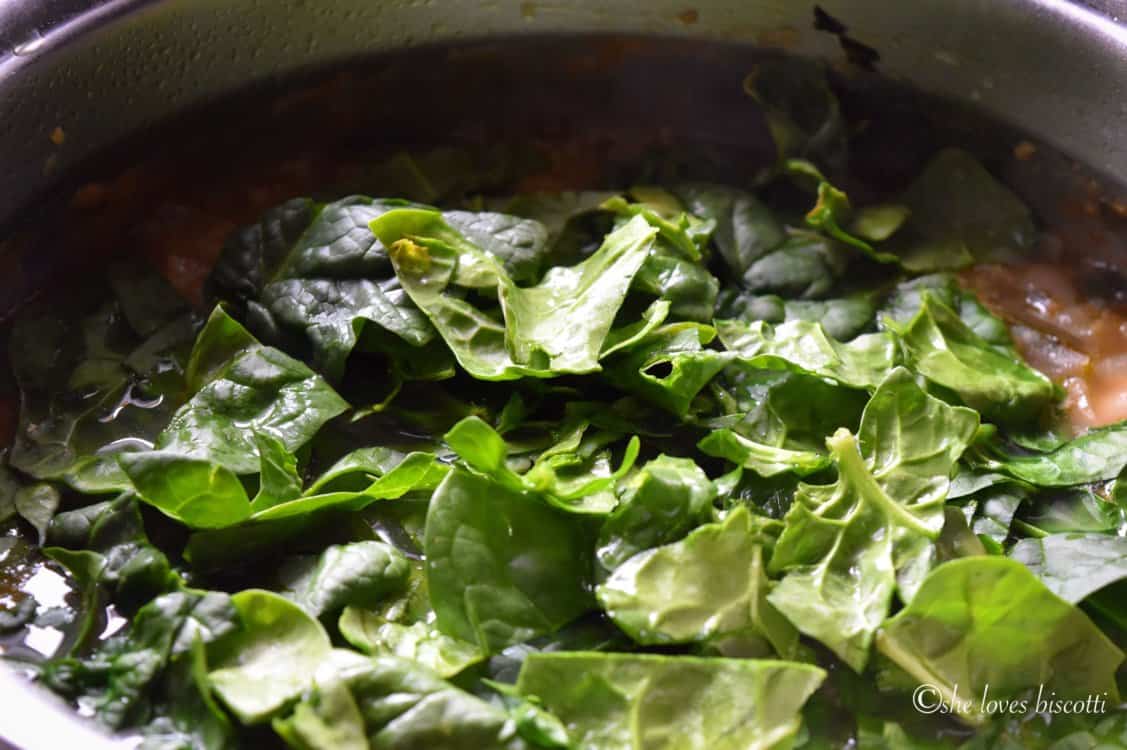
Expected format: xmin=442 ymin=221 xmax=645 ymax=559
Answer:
xmin=767 ymin=368 xmax=979 ymax=670
xmin=516 ymin=652 xmax=826 ymax=750
xmin=875 ymin=557 xmax=1122 ymax=725
xmin=370 ymin=209 xmax=657 ymax=380
xmin=424 ymin=466 xmax=595 ymax=653
xmin=716 ymin=318 xmax=897 ymax=390
xmin=890 ymin=294 xmax=1055 ymax=426
xmin=8 ymin=122 xmax=1121 ymax=750
xmin=597 ymin=506 xmax=798 ymax=657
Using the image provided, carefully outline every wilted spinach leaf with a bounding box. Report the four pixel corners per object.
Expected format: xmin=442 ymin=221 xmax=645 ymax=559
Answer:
xmin=888 ymin=148 xmax=1037 ymax=271
xmin=41 ymin=590 xmax=237 ymax=730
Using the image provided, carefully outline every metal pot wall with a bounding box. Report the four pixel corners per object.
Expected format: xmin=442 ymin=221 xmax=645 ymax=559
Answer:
xmin=1 ymin=1 xmax=1127 ymax=747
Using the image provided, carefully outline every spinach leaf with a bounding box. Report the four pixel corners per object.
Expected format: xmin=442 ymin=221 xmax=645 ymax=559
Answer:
xmin=716 ymin=318 xmax=897 ymax=390
xmin=46 ymin=495 xmax=179 ymax=615
xmin=445 ymin=416 xmax=638 ymax=514
xmin=250 ymin=431 xmax=303 ymax=511
xmin=424 ymin=466 xmax=595 ymax=653
xmin=516 ymin=652 xmax=826 ymax=750
xmin=247 ymin=451 xmax=447 ymax=522
xmin=602 ymin=322 xmax=732 ymax=416
xmin=703 ymin=364 xmax=867 ymax=453
xmin=261 ymin=276 xmax=432 ymax=380
xmin=521 ymin=427 xmax=639 ymax=514
xmin=40 ymin=590 xmax=237 ymax=730
xmin=718 ymin=290 xmax=876 ymax=341
xmin=485 ymin=679 xmax=571 ymax=750
xmin=337 ymin=556 xmax=483 ymax=681
xmin=745 ymin=56 xmax=846 ymax=167
xmin=595 ymin=455 xmax=716 ymax=574
xmin=443 ymin=209 xmax=551 ymax=284
xmin=631 ymin=247 xmax=719 ymax=322
xmin=768 ymin=368 xmax=979 ymax=670
xmin=889 ymin=148 xmax=1037 ymax=271
xmin=1010 ymin=533 xmax=1127 ymax=604
xmin=740 ymin=231 xmax=847 ymax=299
xmin=370 ymin=209 xmax=657 ymax=380
xmin=879 ymin=273 xmax=1011 ymax=347
xmin=875 ymin=557 xmax=1122 ymax=725
xmin=598 ymin=506 xmax=797 ymax=657
xmin=339 ymin=605 xmax=482 ymax=679
xmin=154 ymin=308 xmax=348 ymax=474
xmin=138 ymin=638 xmax=236 ymax=750
xmin=207 ymin=197 xmax=436 ymax=380
xmin=672 ymin=183 xmax=786 ymax=276
xmin=274 ymin=656 xmax=530 ymax=750
xmin=208 ymin=589 xmax=353 ymax=724
xmin=784 ymin=159 xmax=901 ymax=264
xmin=119 ymin=452 xmax=252 ymax=529
xmin=278 ymin=541 xmax=410 ymax=619
xmin=1017 ymin=487 xmax=1124 ymax=535
xmin=957 ymin=483 xmax=1027 ymax=548
xmin=600 ymin=195 xmax=704 ymax=261
xmin=499 ymin=191 xmax=618 ymax=241
xmin=890 ymin=294 xmax=1055 ymax=426
xmin=698 ymin=429 xmax=830 ymax=478
xmin=8 ymin=296 xmax=189 ymax=493
xmin=0 ymin=467 xmax=60 ymax=544
xmin=304 ymin=446 xmax=409 ymax=495
xmin=970 ymin=421 xmax=1127 ymax=486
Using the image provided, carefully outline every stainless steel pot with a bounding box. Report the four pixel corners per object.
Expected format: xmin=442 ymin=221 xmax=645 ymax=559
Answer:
xmin=1 ymin=1 xmax=1126 ymax=747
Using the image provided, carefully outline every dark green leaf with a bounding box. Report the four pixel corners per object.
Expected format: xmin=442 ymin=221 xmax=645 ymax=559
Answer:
xmin=41 ymin=590 xmax=237 ymax=729
xmin=740 ymin=231 xmax=847 ymax=299
xmin=596 ymin=455 xmax=716 ymax=574
xmin=274 ymin=656 xmax=529 ymax=750
xmin=278 ymin=541 xmax=410 ymax=619
xmin=155 ymin=330 xmax=348 ymax=474
xmin=970 ymin=421 xmax=1127 ymax=487
xmin=424 ymin=466 xmax=595 ymax=653
xmin=889 ymin=148 xmax=1036 ymax=271
xmin=745 ymin=57 xmax=845 ymax=166
xmin=672 ymin=182 xmax=786 ymax=275
xmin=718 ymin=289 xmax=876 ymax=341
